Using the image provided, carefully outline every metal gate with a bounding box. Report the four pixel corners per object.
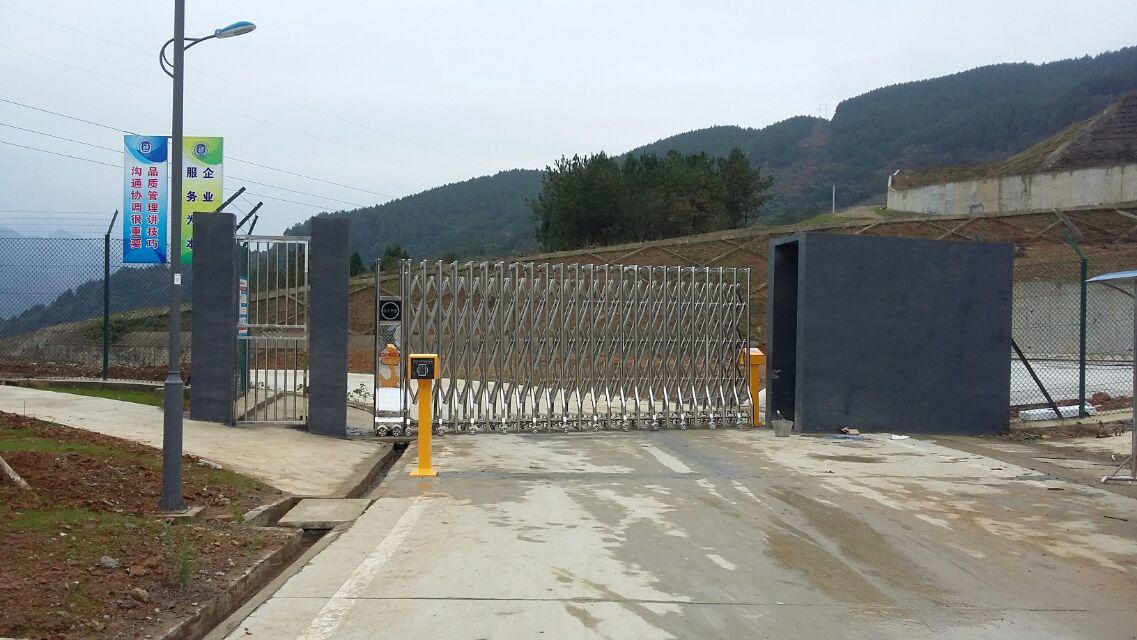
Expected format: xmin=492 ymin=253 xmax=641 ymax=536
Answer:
xmin=235 ymin=235 xmax=309 ymax=425
xmin=379 ymin=260 xmax=751 ymax=434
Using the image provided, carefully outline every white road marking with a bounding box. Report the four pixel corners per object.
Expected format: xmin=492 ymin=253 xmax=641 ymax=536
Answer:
xmin=696 ymin=478 xmax=736 ymax=505
xmin=640 ymin=444 xmax=694 ymax=474
xmin=706 ymin=553 xmax=738 ymax=571
xmin=297 ymin=498 xmax=429 ymax=640
xmin=731 ymin=479 xmax=762 ymax=503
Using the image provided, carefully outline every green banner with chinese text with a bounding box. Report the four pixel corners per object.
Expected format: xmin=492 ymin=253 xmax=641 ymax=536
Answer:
xmin=180 ymin=136 xmax=223 ymax=263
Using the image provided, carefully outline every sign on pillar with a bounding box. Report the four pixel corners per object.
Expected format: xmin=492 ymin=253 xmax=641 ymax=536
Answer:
xmin=180 ymin=136 xmax=223 ymax=264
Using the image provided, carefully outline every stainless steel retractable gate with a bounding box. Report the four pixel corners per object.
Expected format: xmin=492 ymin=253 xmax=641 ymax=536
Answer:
xmin=235 ymin=235 xmax=310 ymax=425
xmin=386 ymin=260 xmax=751 ymax=434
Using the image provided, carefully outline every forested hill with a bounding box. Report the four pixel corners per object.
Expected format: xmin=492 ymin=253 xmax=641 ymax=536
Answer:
xmin=630 ymin=47 xmax=1137 ymax=218
xmin=295 ymin=46 xmax=1137 ymax=258
xmin=286 ymin=169 xmax=543 ymax=263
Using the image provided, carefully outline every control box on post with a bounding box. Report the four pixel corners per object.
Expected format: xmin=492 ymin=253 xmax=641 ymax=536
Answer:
xmin=409 ymin=354 xmax=440 ymax=380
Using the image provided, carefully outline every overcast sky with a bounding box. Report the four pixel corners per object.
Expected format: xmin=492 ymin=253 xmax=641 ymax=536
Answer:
xmin=1 ymin=0 xmax=1135 ymax=237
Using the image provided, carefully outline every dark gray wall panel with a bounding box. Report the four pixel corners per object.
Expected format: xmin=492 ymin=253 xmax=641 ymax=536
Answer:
xmin=766 ymin=238 xmax=800 ymax=425
xmin=770 ymin=232 xmax=1013 ymax=435
xmin=190 ymin=213 xmax=237 ymax=424
xmin=308 ymin=218 xmax=350 ymax=437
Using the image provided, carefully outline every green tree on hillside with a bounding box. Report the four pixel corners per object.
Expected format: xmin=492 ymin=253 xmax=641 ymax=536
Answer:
xmin=531 ymin=148 xmax=772 ymax=251
xmin=349 ymin=251 xmax=366 ymax=276
xmin=379 ymin=244 xmax=411 ymax=271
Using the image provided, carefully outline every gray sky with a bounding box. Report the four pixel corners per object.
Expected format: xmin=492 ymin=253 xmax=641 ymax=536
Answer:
xmin=1 ymin=0 xmax=1135 ymax=237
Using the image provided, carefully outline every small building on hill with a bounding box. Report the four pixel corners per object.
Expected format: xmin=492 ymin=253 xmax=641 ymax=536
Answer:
xmin=887 ymin=94 xmax=1137 ymax=215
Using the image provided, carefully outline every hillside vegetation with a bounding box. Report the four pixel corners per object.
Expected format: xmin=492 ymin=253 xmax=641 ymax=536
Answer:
xmin=286 ymin=169 xmax=543 ymax=265
xmin=532 ymin=149 xmax=772 ymax=251
xmin=9 ymin=47 xmax=1137 ymax=338
xmin=292 ymin=47 xmax=1137 ymax=260
xmin=630 ymin=47 xmax=1137 ymax=220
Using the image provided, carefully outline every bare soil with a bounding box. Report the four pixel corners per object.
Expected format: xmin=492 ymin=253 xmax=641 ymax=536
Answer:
xmin=0 ymin=412 xmax=290 ymax=639
xmin=0 ymin=361 xmax=187 ymax=382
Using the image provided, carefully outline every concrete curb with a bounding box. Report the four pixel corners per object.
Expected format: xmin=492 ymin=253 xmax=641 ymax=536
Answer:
xmin=242 ymin=496 xmax=299 ymax=527
xmin=337 ymin=444 xmax=402 ymax=499
xmin=201 ymin=528 xmax=345 ymax=640
xmin=188 ymin=442 xmax=399 ymax=637
xmin=0 ymin=378 xmax=162 ymax=393
xmin=157 ymin=527 xmax=305 ymax=640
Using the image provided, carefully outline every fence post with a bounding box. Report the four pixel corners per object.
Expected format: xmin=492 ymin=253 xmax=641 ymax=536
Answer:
xmin=103 ymin=210 xmax=118 ymax=381
xmin=1079 ymin=255 xmax=1088 ymax=417
xmin=1063 ymin=230 xmax=1088 ymax=417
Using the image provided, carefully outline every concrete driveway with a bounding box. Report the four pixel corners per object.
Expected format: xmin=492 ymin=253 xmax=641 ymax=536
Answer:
xmin=227 ymin=430 xmax=1137 ymax=639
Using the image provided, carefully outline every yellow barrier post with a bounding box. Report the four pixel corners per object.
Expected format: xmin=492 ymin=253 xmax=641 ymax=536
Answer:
xmin=740 ymin=347 xmax=766 ymax=427
xmin=408 ymin=354 xmax=440 ymax=477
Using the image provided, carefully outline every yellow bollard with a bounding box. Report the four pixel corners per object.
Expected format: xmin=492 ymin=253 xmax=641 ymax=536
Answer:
xmin=740 ymin=347 xmax=766 ymax=427
xmin=408 ymin=354 xmax=440 ymax=477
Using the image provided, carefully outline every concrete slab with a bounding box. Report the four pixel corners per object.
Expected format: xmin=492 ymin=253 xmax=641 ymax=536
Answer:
xmin=0 ymin=385 xmax=387 ymax=496
xmin=278 ymin=499 xmax=372 ymax=530
xmin=228 ymin=431 xmax=1137 ymax=639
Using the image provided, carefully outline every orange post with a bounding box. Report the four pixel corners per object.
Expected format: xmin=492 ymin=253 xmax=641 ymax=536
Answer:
xmin=740 ymin=347 xmax=766 ymax=426
xmin=410 ymin=379 xmax=437 ymax=477
xmin=408 ymin=354 xmax=440 ymax=477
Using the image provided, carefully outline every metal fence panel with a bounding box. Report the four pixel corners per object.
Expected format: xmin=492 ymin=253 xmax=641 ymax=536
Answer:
xmin=1011 ymin=247 xmax=1134 ymax=411
xmin=234 ymin=236 xmax=309 ymax=424
xmin=0 ymin=236 xmax=185 ymax=378
xmin=392 ymin=260 xmax=751 ymax=434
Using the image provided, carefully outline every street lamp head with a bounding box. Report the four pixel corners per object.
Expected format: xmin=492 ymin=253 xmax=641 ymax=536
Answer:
xmin=214 ymin=20 xmax=256 ymax=39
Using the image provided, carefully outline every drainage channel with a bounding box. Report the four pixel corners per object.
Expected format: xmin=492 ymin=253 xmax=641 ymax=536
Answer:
xmin=200 ymin=445 xmax=406 ymax=639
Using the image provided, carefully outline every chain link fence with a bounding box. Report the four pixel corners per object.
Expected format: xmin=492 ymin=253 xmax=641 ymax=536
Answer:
xmin=0 ymin=237 xmax=190 ymax=380
xmin=2 ymin=232 xmax=1132 ymax=416
xmin=1011 ymin=241 xmax=1135 ymax=415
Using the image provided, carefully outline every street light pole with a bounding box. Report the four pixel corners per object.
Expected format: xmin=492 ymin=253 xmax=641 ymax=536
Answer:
xmin=157 ymin=4 xmax=255 ymax=513
xmin=160 ymin=0 xmax=188 ymax=513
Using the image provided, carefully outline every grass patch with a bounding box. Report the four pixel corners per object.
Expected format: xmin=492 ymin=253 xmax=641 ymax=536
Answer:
xmin=46 ymin=384 xmax=163 ymax=407
xmin=198 ymin=465 xmax=260 ymax=494
xmin=162 ymin=526 xmax=197 ymax=589
xmin=0 ymin=425 xmax=142 ymax=462
xmin=2 ymin=506 xmax=145 ymax=535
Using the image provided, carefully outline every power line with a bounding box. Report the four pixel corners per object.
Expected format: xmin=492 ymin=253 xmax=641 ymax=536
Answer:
xmin=240 ymin=190 xmax=346 ymax=210
xmin=0 ymin=121 xmax=118 ymax=153
xmin=0 ymin=43 xmax=430 ymax=176
xmin=0 ymin=2 xmax=492 ymax=173
xmin=0 ymin=139 xmax=118 ymax=168
xmin=0 ymin=98 xmax=122 ymax=133
xmin=225 ymin=157 xmax=394 ymax=199
xmin=0 ymin=209 xmax=111 ymax=214
xmin=0 ymin=139 xmax=337 ymax=210
xmin=0 ymin=97 xmax=395 ymax=200
xmin=0 ymin=118 xmax=368 ymax=207
xmin=229 ymin=178 xmax=364 ymax=208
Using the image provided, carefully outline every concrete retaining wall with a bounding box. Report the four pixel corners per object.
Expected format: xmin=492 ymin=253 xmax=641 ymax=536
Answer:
xmin=1013 ymin=281 xmax=1134 ymax=359
xmin=888 ymin=164 xmax=1137 ymax=215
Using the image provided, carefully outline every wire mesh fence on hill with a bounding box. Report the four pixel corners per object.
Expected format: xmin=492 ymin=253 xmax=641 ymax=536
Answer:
xmin=1 ymin=214 xmax=1134 ymax=416
xmin=0 ymin=237 xmax=189 ymax=379
xmin=1011 ymin=241 xmax=1134 ymax=412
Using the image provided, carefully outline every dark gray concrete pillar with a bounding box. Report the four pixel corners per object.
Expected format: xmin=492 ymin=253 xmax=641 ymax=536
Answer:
xmin=308 ymin=218 xmax=349 ymax=437
xmin=190 ymin=213 xmax=237 ymax=424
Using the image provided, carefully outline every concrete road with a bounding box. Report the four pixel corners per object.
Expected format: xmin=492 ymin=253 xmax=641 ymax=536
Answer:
xmin=229 ymin=430 xmax=1137 ymax=639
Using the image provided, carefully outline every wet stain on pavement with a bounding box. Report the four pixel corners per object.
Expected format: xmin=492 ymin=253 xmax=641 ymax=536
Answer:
xmin=810 ymin=453 xmax=886 ymax=464
xmin=769 ymin=487 xmax=952 ymax=605
xmin=564 ymin=603 xmax=602 ymax=630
